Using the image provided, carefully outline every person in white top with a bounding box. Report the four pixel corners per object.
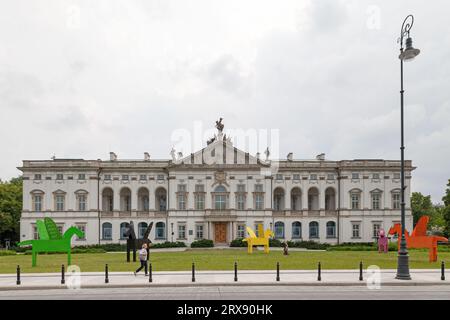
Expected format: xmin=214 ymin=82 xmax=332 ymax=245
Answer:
xmin=134 ymin=243 xmax=148 ymax=276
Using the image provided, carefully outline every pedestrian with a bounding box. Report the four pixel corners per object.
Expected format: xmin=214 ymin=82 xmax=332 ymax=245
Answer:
xmin=134 ymin=243 xmax=148 ymax=276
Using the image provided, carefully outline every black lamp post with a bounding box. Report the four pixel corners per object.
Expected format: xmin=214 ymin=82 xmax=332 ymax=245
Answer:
xmin=396 ymin=14 xmax=420 ymax=280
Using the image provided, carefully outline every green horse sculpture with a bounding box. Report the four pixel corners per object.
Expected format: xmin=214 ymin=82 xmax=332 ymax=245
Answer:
xmin=18 ymin=217 xmax=85 ymax=267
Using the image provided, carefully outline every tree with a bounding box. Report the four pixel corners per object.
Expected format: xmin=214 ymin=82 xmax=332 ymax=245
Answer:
xmin=0 ymin=177 xmax=23 ymax=244
xmin=442 ymin=179 xmax=450 ymax=237
xmin=411 ymin=192 xmax=433 ymax=225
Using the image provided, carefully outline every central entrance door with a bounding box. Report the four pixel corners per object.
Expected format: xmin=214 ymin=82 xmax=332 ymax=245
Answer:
xmin=214 ymin=222 xmax=227 ymax=243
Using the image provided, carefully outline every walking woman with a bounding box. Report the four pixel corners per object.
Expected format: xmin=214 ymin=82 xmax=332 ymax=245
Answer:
xmin=134 ymin=243 xmax=148 ymax=276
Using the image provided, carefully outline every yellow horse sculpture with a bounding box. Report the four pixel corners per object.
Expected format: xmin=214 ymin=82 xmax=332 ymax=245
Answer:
xmin=243 ymin=224 xmax=274 ymax=254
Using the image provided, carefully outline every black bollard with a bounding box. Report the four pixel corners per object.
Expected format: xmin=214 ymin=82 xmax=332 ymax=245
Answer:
xmin=441 ymin=261 xmax=445 ymax=281
xmin=61 ymin=264 xmax=65 ymax=285
xmin=359 ymin=261 xmax=363 ymax=281
xmin=16 ymin=265 xmax=21 ymax=285
xmin=234 ymin=262 xmax=238 ymax=282
xmin=105 ymin=264 xmax=109 ymax=284
xmin=149 ymin=263 xmax=153 ymax=283
xmin=317 ymin=262 xmax=321 ymax=281
xmin=276 ymin=262 xmax=280 ymax=282
xmin=192 ymin=262 xmax=195 ymax=282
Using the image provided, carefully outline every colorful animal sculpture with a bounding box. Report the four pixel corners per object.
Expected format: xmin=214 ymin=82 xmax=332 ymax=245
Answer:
xmin=243 ymin=224 xmax=274 ymax=254
xmin=377 ymin=229 xmax=389 ymax=253
xmin=18 ymin=217 xmax=84 ymax=267
xmin=124 ymin=221 xmax=153 ymax=262
xmin=388 ymin=216 xmax=448 ymax=262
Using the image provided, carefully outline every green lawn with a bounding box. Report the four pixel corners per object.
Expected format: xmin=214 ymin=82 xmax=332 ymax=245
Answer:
xmin=1 ymin=249 xmax=448 ymax=274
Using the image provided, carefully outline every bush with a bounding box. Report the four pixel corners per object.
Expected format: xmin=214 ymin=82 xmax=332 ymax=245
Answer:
xmin=0 ymin=250 xmax=16 ymax=256
xmin=151 ymin=241 xmax=186 ymax=249
xmin=230 ymin=238 xmax=247 ymax=247
xmin=190 ymin=239 xmax=214 ymax=248
xmin=288 ymin=240 xmax=330 ymax=250
xmin=269 ymin=239 xmax=283 ymax=247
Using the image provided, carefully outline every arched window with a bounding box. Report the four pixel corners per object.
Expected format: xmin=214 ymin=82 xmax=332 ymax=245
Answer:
xmin=309 ymin=221 xmax=319 ymax=239
xmin=291 ymin=188 xmax=302 ymax=211
xmin=138 ymin=222 xmax=148 ymax=238
xmin=155 ymin=187 xmax=167 ymax=211
xmin=273 ymin=187 xmax=285 ymax=211
xmin=120 ymin=188 xmax=132 ymax=212
xmin=325 ymin=187 xmax=336 ymax=211
xmin=102 ymin=188 xmax=114 ymax=212
xmin=120 ymin=222 xmax=130 ymax=239
xmin=102 ymin=222 xmax=112 ymax=240
xmin=308 ymin=187 xmax=319 ymax=210
xmin=214 ymin=185 xmax=228 ymax=210
xmin=292 ymin=221 xmax=302 ymax=239
xmin=155 ymin=222 xmax=166 ymax=240
xmin=326 ymin=221 xmax=336 ymax=238
xmin=274 ymin=221 xmax=285 ymax=239
xmin=138 ymin=188 xmax=149 ymax=211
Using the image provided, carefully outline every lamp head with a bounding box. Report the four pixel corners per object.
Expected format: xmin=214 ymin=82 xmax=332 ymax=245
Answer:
xmin=399 ymin=37 xmax=420 ymax=61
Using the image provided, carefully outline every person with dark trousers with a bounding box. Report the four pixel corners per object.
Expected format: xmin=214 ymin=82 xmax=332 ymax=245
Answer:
xmin=134 ymin=243 xmax=148 ymax=276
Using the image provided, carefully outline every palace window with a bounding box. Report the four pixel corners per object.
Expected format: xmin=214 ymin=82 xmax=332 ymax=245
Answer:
xmin=392 ymin=191 xmax=401 ymax=209
xmin=293 ymin=174 xmax=300 ymax=181
xmin=393 ymin=172 xmax=401 ymax=179
xmin=274 ymin=222 xmax=285 ymax=239
xmin=139 ymin=175 xmax=147 ymax=181
xmin=327 ymin=174 xmax=335 ymax=180
xmin=372 ymin=223 xmax=381 ymax=238
xmin=292 ymin=221 xmax=302 ymax=239
xmin=352 ymin=223 xmax=361 ymax=238
xmin=104 ymin=174 xmax=111 ymax=180
xmin=237 ymin=184 xmax=246 ymax=192
xmin=326 ymin=221 xmax=336 ymax=238
xmin=102 ymin=223 xmax=112 ymax=240
xmin=120 ymin=222 xmax=129 ymax=240
xmin=275 ymin=174 xmax=283 ymax=181
xmin=157 ymin=174 xmax=165 ymax=181
xmin=76 ymin=192 xmax=88 ymax=211
xmin=352 ymin=173 xmax=359 ymax=180
xmin=310 ymin=174 xmax=317 ymax=180
xmin=309 ymin=222 xmax=319 ymax=239
xmin=78 ymin=174 xmax=86 ymax=180
xmin=178 ymin=223 xmax=186 ymax=239
xmin=214 ymin=185 xmax=228 ymax=210
xmin=195 ymin=192 xmax=205 ymax=210
xmin=254 ymin=194 xmax=264 ymax=210
xmin=372 ymin=192 xmax=381 ymax=210
xmin=373 ymin=173 xmax=380 ymax=180
xmin=195 ymin=224 xmax=204 ymax=239
xmin=33 ymin=225 xmax=39 ymax=240
xmin=56 ymin=174 xmax=63 ymax=180
xmin=236 ymin=194 xmax=246 ymax=210
xmin=75 ymin=224 xmax=86 ymax=240
xmin=31 ymin=192 xmax=43 ymax=212
xmin=54 ymin=191 xmax=66 ymax=211
xmin=237 ymin=225 xmax=246 ymax=238
xmin=350 ymin=191 xmax=361 ymax=210
xmin=155 ymin=222 xmax=166 ymax=239
xmin=255 ymin=184 xmax=263 ymax=192
xmin=177 ymin=185 xmax=187 ymax=210
xmin=34 ymin=174 xmax=42 ymax=180
xmin=122 ymin=175 xmax=129 ymax=181
xmin=138 ymin=222 xmax=148 ymax=239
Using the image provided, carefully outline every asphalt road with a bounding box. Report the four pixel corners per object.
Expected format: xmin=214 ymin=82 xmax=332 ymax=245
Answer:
xmin=1 ymin=285 xmax=450 ymax=300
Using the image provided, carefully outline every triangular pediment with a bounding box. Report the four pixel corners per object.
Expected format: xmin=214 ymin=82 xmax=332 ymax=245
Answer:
xmin=172 ymin=139 xmax=268 ymax=167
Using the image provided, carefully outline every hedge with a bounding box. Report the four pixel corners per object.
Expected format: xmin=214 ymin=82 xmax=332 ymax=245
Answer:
xmin=190 ymin=239 xmax=214 ymax=248
xmin=0 ymin=250 xmax=17 ymax=256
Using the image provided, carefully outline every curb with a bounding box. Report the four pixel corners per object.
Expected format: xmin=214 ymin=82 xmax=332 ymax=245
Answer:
xmin=1 ymin=281 xmax=449 ymax=291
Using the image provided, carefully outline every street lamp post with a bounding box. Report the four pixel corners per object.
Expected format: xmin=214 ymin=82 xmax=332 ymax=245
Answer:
xmin=396 ymin=14 xmax=420 ymax=280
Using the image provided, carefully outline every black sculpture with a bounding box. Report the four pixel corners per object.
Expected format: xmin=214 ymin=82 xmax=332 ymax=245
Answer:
xmin=124 ymin=221 xmax=153 ymax=262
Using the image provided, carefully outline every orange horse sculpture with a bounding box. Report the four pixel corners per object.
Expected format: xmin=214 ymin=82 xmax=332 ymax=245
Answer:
xmin=388 ymin=216 xmax=448 ymax=262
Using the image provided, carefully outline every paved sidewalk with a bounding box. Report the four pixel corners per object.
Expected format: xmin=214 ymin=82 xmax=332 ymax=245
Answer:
xmin=0 ymin=269 xmax=447 ymax=290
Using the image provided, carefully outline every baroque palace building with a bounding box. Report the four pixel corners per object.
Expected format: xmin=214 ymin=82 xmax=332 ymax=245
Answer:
xmin=19 ymin=121 xmax=414 ymax=246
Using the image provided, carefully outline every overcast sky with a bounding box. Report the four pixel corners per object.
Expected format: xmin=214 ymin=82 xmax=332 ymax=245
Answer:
xmin=0 ymin=0 xmax=449 ymax=203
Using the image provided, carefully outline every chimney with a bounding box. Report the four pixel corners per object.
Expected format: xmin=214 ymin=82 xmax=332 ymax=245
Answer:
xmin=109 ymin=152 xmax=117 ymax=161
xmin=287 ymin=152 xmax=293 ymax=161
xmin=144 ymin=152 xmax=150 ymax=161
xmin=316 ymin=153 xmax=325 ymax=161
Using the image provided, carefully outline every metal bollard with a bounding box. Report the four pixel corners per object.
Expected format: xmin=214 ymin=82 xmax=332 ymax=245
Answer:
xmin=192 ymin=262 xmax=195 ymax=282
xmin=234 ymin=262 xmax=238 ymax=282
xmin=149 ymin=263 xmax=153 ymax=283
xmin=16 ymin=265 xmax=21 ymax=285
xmin=276 ymin=262 xmax=280 ymax=282
xmin=441 ymin=261 xmax=445 ymax=281
xmin=105 ymin=264 xmax=109 ymax=284
xmin=317 ymin=262 xmax=321 ymax=281
xmin=359 ymin=261 xmax=363 ymax=281
xmin=61 ymin=264 xmax=65 ymax=285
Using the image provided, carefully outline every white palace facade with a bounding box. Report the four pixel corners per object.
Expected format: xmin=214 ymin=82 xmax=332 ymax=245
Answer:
xmin=19 ymin=124 xmax=414 ymax=246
